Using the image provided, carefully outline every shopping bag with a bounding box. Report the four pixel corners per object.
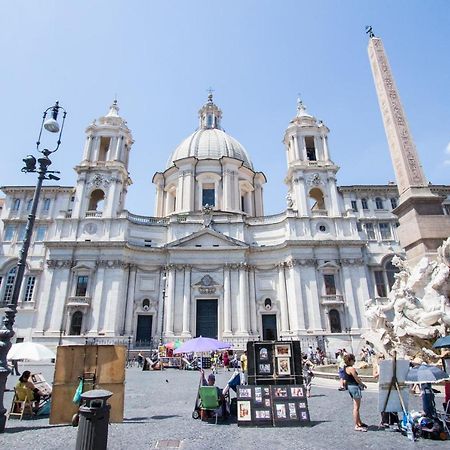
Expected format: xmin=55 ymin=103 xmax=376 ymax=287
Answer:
xmin=72 ymin=378 xmax=83 ymax=405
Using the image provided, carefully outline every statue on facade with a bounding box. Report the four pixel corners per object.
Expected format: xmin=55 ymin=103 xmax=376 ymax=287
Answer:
xmin=363 ymin=237 xmax=450 ymax=361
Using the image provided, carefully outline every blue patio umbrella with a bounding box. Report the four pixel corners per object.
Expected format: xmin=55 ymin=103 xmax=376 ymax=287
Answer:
xmin=432 ymin=335 xmax=450 ymax=349
xmin=405 ymin=364 xmax=450 ymax=384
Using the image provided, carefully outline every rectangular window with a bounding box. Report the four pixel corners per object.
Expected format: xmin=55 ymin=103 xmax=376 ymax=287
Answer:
xmin=365 ymin=222 xmax=375 ymax=240
xmin=351 ymin=200 xmax=358 ymax=212
xmin=75 ymin=275 xmax=89 ymax=297
xmin=35 ymin=225 xmax=47 ymax=242
xmin=3 ymin=270 xmax=16 ymax=303
xmin=4 ymin=225 xmax=15 ymax=241
xmin=390 ymin=198 xmax=398 ymax=209
xmin=18 ymin=224 xmax=27 ymax=241
xmin=361 ymin=198 xmax=368 ymax=210
xmin=443 ymin=204 xmax=450 ymax=215
xmin=375 ymin=197 xmax=384 ymax=209
xmin=356 ymin=222 xmax=362 ymax=232
xmin=241 ymin=195 xmax=245 ymax=212
xmin=379 ymin=222 xmax=392 ymax=240
xmin=23 ymin=276 xmax=36 ymax=302
xmin=374 ymin=270 xmax=387 ymax=297
xmin=43 ymin=198 xmax=51 ymax=211
xmin=323 ymin=274 xmax=336 ymax=295
xmin=202 ymin=188 xmax=215 ymax=206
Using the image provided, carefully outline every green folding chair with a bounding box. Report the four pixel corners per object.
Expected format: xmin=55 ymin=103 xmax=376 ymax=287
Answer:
xmin=199 ymin=386 xmax=220 ymax=424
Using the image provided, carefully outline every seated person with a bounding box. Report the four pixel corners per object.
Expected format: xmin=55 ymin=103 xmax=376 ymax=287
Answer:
xmin=200 ymin=370 xmax=228 ymax=418
xmin=15 ymin=370 xmax=46 ymax=412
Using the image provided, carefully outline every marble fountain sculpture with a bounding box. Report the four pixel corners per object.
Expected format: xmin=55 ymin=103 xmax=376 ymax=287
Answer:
xmin=364 ymin=237 xmax=450 ymax=362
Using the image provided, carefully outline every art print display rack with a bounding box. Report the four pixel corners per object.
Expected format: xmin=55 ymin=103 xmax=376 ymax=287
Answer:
xmin=247 ymin=340 xmax=303 ymax=385
xmin=239 ymin=340 xmax=310 ymax=426
xmin=237 ymin=384 xmax=310 ymax=427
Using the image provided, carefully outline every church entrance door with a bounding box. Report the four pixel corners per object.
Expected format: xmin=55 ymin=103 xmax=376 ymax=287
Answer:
xmin=136 ymin=315 xmax=153 ymax=347
xmin=262 ymin=314 xmax=277 ymax=340
xmin=196 ymin=299 xmax=218 ymax=338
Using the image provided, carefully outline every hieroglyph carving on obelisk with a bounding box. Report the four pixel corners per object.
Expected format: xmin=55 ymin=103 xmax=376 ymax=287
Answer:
xmin=368 ymin=37 xmax=428 ymax=198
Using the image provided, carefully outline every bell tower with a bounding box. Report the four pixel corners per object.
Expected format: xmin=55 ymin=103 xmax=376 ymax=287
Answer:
xmin=71 ymin=101 xmax=133 ymax=219
xmin=284 ymin=99 xmax=342 ymax=217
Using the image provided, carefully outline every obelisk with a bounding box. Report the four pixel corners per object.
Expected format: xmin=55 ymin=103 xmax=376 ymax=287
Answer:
xmin=367 ymin=28 xmax=450 ymax=263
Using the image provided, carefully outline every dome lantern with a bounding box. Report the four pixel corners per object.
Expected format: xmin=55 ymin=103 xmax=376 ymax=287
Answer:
xmin=198 ymin=93 xmax=223 ymax=130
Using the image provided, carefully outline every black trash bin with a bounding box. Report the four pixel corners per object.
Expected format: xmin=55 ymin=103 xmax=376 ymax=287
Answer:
xmin=75 ymin=389 xmax=113 ymax=450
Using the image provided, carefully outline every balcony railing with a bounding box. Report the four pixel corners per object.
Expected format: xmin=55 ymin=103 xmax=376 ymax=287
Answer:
xmin=85 ymin=211 xmax=103 ymax=218
xmin=67 ymin=296 xmax=91 ymax=307
xmin=320 ymin=294 xmax=344 ymax=305
xmin=311 ymin=209 xmax=328 ymax=217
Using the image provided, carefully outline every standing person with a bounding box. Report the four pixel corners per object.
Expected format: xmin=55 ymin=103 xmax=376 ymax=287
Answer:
xmin=302 ymin=355 xmax=315 ymax=398
xmin=223 ymin=351 xmax=230 ymax=371
xmin=240 ymin=351 xmax=248 ymax=385
xmin=137 ymin=352 xmax=144 ymax=368
xmin=343 ymin=353 xmax=368 ymax=432
xmin=11 ymin=359 xmax=21 ymax=376
xmin=231 ymin=352 xmax=238 ymax=369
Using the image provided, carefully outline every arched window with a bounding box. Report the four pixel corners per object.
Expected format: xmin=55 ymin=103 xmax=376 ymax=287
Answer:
xmin=88 ymin=189 xmax=105 ymax=212
xmin=70 ymin=311 xmax=83 ymax=335
xmin=2 ymin=267 xmax=17 ymax=303
xmin=142 ymin=298 xmax=150 ymax=310
xmin=309 ymin=188 xmax=325 ymax=211
xmin=329 ymin=309 xmax=342 ymax=333
xmin=374 ymin=257 xmax=400 ymax=298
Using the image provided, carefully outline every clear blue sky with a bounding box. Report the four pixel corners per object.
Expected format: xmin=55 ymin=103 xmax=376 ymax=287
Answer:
xmin=1 ymin=1 xmax=449 ymax=215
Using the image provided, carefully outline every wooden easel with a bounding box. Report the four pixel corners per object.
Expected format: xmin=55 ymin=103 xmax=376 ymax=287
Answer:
xmin=382 ymin=351 xmax=407 ymax=415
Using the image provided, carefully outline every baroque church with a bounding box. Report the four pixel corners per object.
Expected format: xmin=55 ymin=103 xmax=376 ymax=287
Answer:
xmin=1 ymin=94 xmax=449 ymax=354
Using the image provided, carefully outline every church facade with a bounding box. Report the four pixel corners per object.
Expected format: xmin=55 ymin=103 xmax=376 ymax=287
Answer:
xmin=1 ymin=96 xmax=449 ymax=354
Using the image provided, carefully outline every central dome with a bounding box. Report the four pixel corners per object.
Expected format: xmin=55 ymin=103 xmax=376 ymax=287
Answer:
xmin=166 ymin=95 xmax=253 ymax=169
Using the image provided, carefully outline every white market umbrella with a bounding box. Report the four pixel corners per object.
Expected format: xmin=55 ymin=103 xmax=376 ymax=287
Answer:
xmin=7 ymin=342 xmax=56 ymax=361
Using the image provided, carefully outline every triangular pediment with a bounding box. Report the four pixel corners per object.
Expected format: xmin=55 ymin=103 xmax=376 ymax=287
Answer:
xmin=166 ymin=228 xmax=247 ymax=249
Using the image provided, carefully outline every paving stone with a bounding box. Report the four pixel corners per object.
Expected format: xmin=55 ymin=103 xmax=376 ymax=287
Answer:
xmin=0 ymin=363 xmax=446 ymax=449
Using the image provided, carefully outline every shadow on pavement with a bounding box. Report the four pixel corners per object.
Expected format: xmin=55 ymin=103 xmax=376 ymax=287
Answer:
xmin=5 ymin=424 xmax=70 ymax=433
xmin=123 ymin=415 xmax=182 ymax=422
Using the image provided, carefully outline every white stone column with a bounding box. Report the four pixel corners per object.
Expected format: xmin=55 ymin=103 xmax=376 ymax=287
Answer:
xmin=288 ymin=262 xmax=307 ymax=332
xmin=277 ymin=264 xmax=289 ymax=334
xmin=322 ymin=136 xmax=330 ymax=161
xmin=91 ymin=266 xmax=105 ymax=332
xmin=181 ymin=266 xmax=192 ymax=336
xmin=177 ymin=173 xmax=184 ymax=213
xmin=238 ymin=265 xmax=249 ymax=334
xmin=356 ymin=265 xmax=370 ymax=329
xmin=165 ymin=266 xmax=175 ymax=336
xmin=223 ymin=265 xmax=232 ymax=335
xmin=293 ymin=135 xmax=300 ymax=161
xmin=341 ymin=263 xmax=359 ymax=330
xmin=301 ymin=264 xmax=322 ymax=332
xmin=124 ymin=265 xmax=137 ymax=335
xmin=155 ymin=183 xmax=164 ymax=217
xmin=83 ymin=136 xmax=91 ymax=161
xmin=48 ymin=268 xmax=71 ymax=333
xmin=285 ymin=262 xmax=299 ymax=333
xmin=248 ymin=267 xmax=257 ymax=335
xmin=294 ymin=177 xmax=309 ymax=217
xmin=328 ymin=176 xmax=341 ymax=216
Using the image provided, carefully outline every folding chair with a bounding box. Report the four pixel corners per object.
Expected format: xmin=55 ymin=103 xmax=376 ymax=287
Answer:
xmin=437 ymin=401 xmax=450 ymax=436
xmin=199 ymin=386 xmax=220 ymax=424
xmin=9 ymin=389 xmax=34 ymax=420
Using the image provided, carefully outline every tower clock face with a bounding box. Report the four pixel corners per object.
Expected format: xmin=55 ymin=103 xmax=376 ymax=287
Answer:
xmin=84 ymin=222 xmax=98 ymax=235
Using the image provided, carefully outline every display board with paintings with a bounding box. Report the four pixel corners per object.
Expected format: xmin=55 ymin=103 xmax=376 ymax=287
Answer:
xmin=247 ymin=341 xmax=303 ymax=385
xmin=237 ymin=384 xmax=310 ymax=427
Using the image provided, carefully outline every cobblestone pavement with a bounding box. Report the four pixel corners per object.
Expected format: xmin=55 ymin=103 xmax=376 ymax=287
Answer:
xmin=1 ymin=364 xmax=446 ymax=449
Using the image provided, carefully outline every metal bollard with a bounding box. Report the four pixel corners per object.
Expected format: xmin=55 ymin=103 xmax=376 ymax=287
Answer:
xmin=75 ymin=389 xmax=113 ymax=450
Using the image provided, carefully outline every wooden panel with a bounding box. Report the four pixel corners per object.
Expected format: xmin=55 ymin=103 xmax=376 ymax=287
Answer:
xmin=50 ymin=345 xmax=125 ymax=424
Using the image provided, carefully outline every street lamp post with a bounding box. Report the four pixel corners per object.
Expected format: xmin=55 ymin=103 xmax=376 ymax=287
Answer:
xmin=0 ymin=102 xmax=66 ymax=432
